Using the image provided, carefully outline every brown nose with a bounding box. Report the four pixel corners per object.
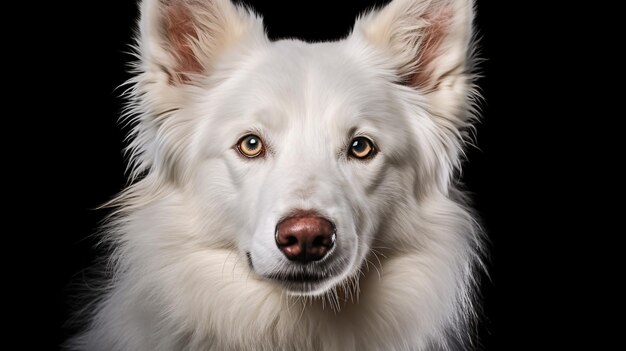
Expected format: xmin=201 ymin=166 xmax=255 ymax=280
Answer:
xmin=275 ymin=212 xmax=336 ymax=263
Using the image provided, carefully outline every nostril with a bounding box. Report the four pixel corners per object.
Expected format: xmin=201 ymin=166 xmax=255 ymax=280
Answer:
xmin=285 ymin=235 xmax=298 ymax=246
xmin=312 ymin=235 xmax=324 ymax=247
xmin=275 ymin=233 xmax=299 ymax=248
xmin=312 ymin=234 xmax=334 ymax=248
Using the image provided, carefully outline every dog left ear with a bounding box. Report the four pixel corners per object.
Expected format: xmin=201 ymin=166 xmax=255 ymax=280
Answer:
xmin=354 ymin=0 xmax=477 ymax=127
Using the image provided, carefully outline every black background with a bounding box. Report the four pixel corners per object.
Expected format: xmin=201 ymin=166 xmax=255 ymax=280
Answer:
xmin=24 ymin=0 xmax=592 ymax=349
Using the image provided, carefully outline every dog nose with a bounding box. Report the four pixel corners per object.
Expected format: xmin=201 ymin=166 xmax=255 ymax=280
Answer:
xmin=275 ymin=212 xmax=336 ymax=263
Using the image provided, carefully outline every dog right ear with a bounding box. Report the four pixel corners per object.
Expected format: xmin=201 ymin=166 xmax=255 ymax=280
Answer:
xmin=124 ymin=0 xmax=265 ymax=180
xmin=137 ymin=0 xmax=265 ymax=85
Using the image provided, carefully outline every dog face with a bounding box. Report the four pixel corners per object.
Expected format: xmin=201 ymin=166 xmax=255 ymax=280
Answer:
xmin=130 ymin=0 xmax=475 ymax=296
xmin=196 ymin=41 xmax=418 ymax=295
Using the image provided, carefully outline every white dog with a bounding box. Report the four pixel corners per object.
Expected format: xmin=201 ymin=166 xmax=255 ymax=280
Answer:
xmin=69 ymin=0 xmax=484 ymax=349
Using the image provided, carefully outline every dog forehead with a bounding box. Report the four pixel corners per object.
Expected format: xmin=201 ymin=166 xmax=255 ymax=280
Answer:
xmin=267 ymin=40 xmax=355 ymax=75
xmin=250 ymin=40 xmax=377 ymax=106
xmin=230 ymin=40 xmax=391 ymax=123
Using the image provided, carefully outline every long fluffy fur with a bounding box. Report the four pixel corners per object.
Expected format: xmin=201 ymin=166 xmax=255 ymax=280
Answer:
xmin=68 ymin=0 xmax=485 ymax=350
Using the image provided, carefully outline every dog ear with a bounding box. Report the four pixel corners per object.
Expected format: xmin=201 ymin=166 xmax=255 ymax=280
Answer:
xmin=124 ymin=0 xmax=265 ymax=180
xmin=137 ymin=0 xmax=264 ymax=84
xmin=354 ymin=0 xmax=477 ymax=127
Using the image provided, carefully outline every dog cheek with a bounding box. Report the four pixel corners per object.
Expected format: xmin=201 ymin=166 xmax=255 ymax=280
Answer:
xmin=359 ymin=165 xmax=408 ymax=242
xmin=183 ymin=161 xmax=239 ymax=245
xmin=236 ymin=170 xmax=281 ymax=251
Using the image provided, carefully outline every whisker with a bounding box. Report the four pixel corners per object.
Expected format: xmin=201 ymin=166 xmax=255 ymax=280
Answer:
xmin=221 ymin=250 xmax=234 ymax=280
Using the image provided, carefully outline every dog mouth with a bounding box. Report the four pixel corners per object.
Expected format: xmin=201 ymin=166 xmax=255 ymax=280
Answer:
xmin=265 ymin=270 xmax=333 ymax=294
xmin=270 ymin=271 xmax=327 ymax=284
xmin=246 ymin=251 xmax=345 ymax=295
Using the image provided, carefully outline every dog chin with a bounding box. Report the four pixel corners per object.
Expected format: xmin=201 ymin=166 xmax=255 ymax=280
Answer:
xmin=268 ymin=274 xmax=341 ymax=296
xmin=248 ymin=245 xmax=359 ymax=296
xmin=257 ymin=262 xmax=353 ymax=296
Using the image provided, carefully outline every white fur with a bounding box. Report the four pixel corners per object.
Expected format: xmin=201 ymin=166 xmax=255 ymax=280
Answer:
xmin=69 ymin=0 xmax=484 ymax=350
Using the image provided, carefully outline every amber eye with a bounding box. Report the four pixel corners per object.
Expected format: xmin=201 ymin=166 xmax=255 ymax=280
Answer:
xmin=237 ymin=135 xmax=265 ymax=158
xmin=349 ymin=137 xmax=376 ymax=159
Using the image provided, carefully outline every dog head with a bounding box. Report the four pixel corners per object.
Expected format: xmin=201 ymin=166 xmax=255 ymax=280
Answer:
xmin=128 ymin=0 xmax=477 ymax=296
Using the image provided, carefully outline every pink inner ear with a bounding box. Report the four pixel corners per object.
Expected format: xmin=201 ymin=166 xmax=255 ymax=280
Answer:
xmin=164 ymin=2 xmax=204 ymax=83
xmin=410 ymin=9 xmax=451 ymax=89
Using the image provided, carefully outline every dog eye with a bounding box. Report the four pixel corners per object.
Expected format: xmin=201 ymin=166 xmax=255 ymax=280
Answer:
xmin=237 ymin=135 xmax=265 ymax=158
xmin=349 ymin=137 xmax=376 ymax=159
